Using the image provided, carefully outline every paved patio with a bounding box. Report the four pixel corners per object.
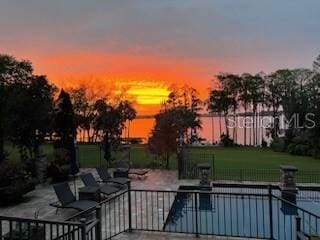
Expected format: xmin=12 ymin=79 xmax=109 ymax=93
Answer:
xmin=0 ymin=169 xmax=256 ymax=239
xmin=113 ymin=232 xmax=248 ymax=239
xmin=0 ymin=169 xmax=196 ymax=220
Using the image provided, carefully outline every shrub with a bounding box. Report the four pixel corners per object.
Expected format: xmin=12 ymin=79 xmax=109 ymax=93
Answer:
xmin=0 ymin=161 xmax=23 ymax=187
xmin=220 ymin=134 xmax=234 ymax=147
xmin=270 ymin=137 xmax=286 ymax=152
xmin=0 ymin=161 xmax=35 ymax=206
xmin=261 ymin=139 xmax=268 ymax=148
xmin=46 ymin=148 xmax=70 ymax=183
xmin=312 ymin=148 xmax=320 ymax=159
xmin=288 ymin=143 xmax=312 ymax=156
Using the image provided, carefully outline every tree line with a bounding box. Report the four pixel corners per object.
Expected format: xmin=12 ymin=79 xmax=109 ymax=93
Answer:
xmin=69 ymin=87 xmax=136 ymax=143
xmin=1 ymin=52 xmax=320 ymax=165
xmin=208 ymin=55 xmax=320 ymax=156
xmin=147 ymin=54 xmax=320 ymax=165
xmin=0 ymin=54 xmax=136 ymax=163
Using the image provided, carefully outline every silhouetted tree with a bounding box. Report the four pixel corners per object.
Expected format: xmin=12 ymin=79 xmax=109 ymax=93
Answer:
xmin=208 ymin=88 xmax=233 ymax=138
xmin=118 ymin=100 xmax=137 ymax=142
xmin=54 ymin=89 xmax=78 ymax=174
xmin=7 ymin=75 xmax=55 ymax=160
xmin=148 ymin=110 xmax=179 ymax=169
xmin=164 ymin=85 xmax=202 ymax=142
xmin=239 ymin=73 xmax=253 ymax=145
xmin=54 ymin=90 xmax=76 ymax=142
xmin=148 ymin=103 xmax=201 ymax=168
xmin=265 ymin=73 xmax=282 ymax=139
xmin=92 ymin=98 xmax=136 ymax=146
xmin=248 ymin=74 xmax=265 ymax=146
xmin=0 ymin=54 xmax=33 ymax=162
xmin=70 ymin=87 xmax=95 ymax=142
xmin=0 ymin=73 xmax=6 ymax=162
xmin=313 ymin=53 xmax=320 ymax=73
xmin=0 ymin=54 xmax=55 ymax=161
xmin=214 ymin=73 xmax=242 ymax=141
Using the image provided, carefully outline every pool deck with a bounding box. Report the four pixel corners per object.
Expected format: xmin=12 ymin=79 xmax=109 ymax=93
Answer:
xmin=0 ymin=169 xmax=196 ymax=220
xmin=0 ymin=169 xmax=282 ymax=240
xmin=112 ymin=231 xmax=249 ymax=239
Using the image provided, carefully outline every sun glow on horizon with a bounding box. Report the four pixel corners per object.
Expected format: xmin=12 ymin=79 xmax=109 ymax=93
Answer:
xmin=119 ymin=81 xmax=169 ymax=105
xmin=48 ymin=74 xmax=170 ymax=112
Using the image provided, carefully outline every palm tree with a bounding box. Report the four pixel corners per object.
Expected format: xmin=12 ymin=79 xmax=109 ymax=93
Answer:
xmin=118 ymin=100 xmax=136 ymax=143
xmin=208 ymin=90 xmax=223 ymax=138
xmin=218 ymin=73 xmax=242 ymax=143
xmin=265 ymin=74 xmax=282 ymax=139
xmin=208 ymin=88 xmax=232 ymax=138
xmin=239 ymin=74 xmax=252 ymax=146
xmin=249 ymin=74 xmax=265 ymax=146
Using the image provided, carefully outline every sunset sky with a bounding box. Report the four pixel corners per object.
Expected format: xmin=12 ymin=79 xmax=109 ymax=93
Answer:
xmin=1 ymin=0 xmax=320 ymax=114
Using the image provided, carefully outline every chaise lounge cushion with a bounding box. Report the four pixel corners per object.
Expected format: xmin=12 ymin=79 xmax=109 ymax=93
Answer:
xmin=53 ymin=182 xmax=76 ymax=206
xmin=66 ymin=200 xmax=98 ymax=211
xmin=53 ymin=182 xmax=98 ymax=212
xmin=100 ymin=184 xmax=120 ymax=195
xmin=96 ymin=166 xmax=129 ymax=185
xmin=80 ymin=173 xmax=121 ymax=195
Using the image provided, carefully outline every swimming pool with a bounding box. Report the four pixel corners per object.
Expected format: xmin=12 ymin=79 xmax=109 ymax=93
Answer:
xmin=164 ymin=186 xmax=320 ymax=239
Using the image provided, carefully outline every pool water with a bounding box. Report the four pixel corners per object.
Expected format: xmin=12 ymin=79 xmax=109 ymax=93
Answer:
xmin=164 ymin=188 xmax=320 ymax=240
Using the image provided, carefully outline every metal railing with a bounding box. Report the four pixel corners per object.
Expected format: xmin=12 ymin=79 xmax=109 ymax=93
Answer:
xmin=67 ymin=190 xmax=130 ymax=240
xmin=129 ymin=189 xmax=272 ymax=238
xmin=180 ymin=148 xmax=215 ymax=179
xmin=126 ymin=186 xmax=320 ymax=239
xmin=0 ymin=216 xmax=85 ymax=240
xmin=272 ymin=195 xmax=320 ymax=239
xmin=2 ymin=184 xmax=320 ymax=239
xmin=212 ymin=168 xmax=320 ymax=183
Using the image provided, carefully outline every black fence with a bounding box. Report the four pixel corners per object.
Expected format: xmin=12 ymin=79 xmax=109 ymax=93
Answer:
xmin=179 ymin=147 xmax=215 ymax=179
xmin=0 ymin=216 xmax=86 ymax=240
xmin=212 ymin=168 xmax=320 ymax=183
xmin=67 ymin=191 xmax=130 ymax=240
xmin=2 ymin=186 xmax=320 ymax=239
xmin=67 ymin=184 xmax=320 ymax=239
xmin=129 ymin=188 xmax=320 ymax=239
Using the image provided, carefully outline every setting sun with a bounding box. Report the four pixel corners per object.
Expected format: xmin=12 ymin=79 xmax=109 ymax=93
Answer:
xmin=126 ymin=83 xmax=169 ymax=105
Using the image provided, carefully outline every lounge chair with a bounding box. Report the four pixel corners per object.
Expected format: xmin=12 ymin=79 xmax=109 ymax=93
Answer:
xmin=52 ymin=182 xmax=98 ymax=211
xmin=114 ymin=145 xmax=149 ymax=178
xmin=114 ymin=160 xmax=149 ymax=179
xmin=96 ymin=166 xmax=129 ymax=186
xmin=80 ymin=173 xmax=121 ymax=196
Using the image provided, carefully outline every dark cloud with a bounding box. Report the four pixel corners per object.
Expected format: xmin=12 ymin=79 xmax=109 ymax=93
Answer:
xmin=1 ymin=0 xmax=319 ymax=73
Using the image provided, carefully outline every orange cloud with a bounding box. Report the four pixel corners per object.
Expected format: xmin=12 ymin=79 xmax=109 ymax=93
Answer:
xmin=29 ymin=51 xmax=220 ymax=114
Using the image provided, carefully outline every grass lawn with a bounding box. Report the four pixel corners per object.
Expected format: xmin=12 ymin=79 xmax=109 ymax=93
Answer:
xmin=208 ymin=147 xmax=320 ymax=171
xmin=5 ymin=143 xmax=320 ymax=171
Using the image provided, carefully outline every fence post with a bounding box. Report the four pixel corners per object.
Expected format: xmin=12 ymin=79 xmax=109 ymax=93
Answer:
xmin=194 ymin=192 xmax=199 ymax=238
xmin=212 ymin=154 xmax=215 ymax=181
xmin=99 ymin=145 xmax=102 ymax=166
xmin=268 ymin=185 xmax=274 ymax=240
xmin=296 ymin=216 xmax=301 ymax=240
xmin=95 ymin=206 xmax=102 ymax=240
xmin=80 ymin=218 xmax=87 ymax=240
xmin=128 ymin=181 xmax=132 ymax=232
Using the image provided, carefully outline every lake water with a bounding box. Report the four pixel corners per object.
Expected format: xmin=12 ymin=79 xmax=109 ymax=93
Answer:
xmin=127 ymin=115 xmax=275 ymax=145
